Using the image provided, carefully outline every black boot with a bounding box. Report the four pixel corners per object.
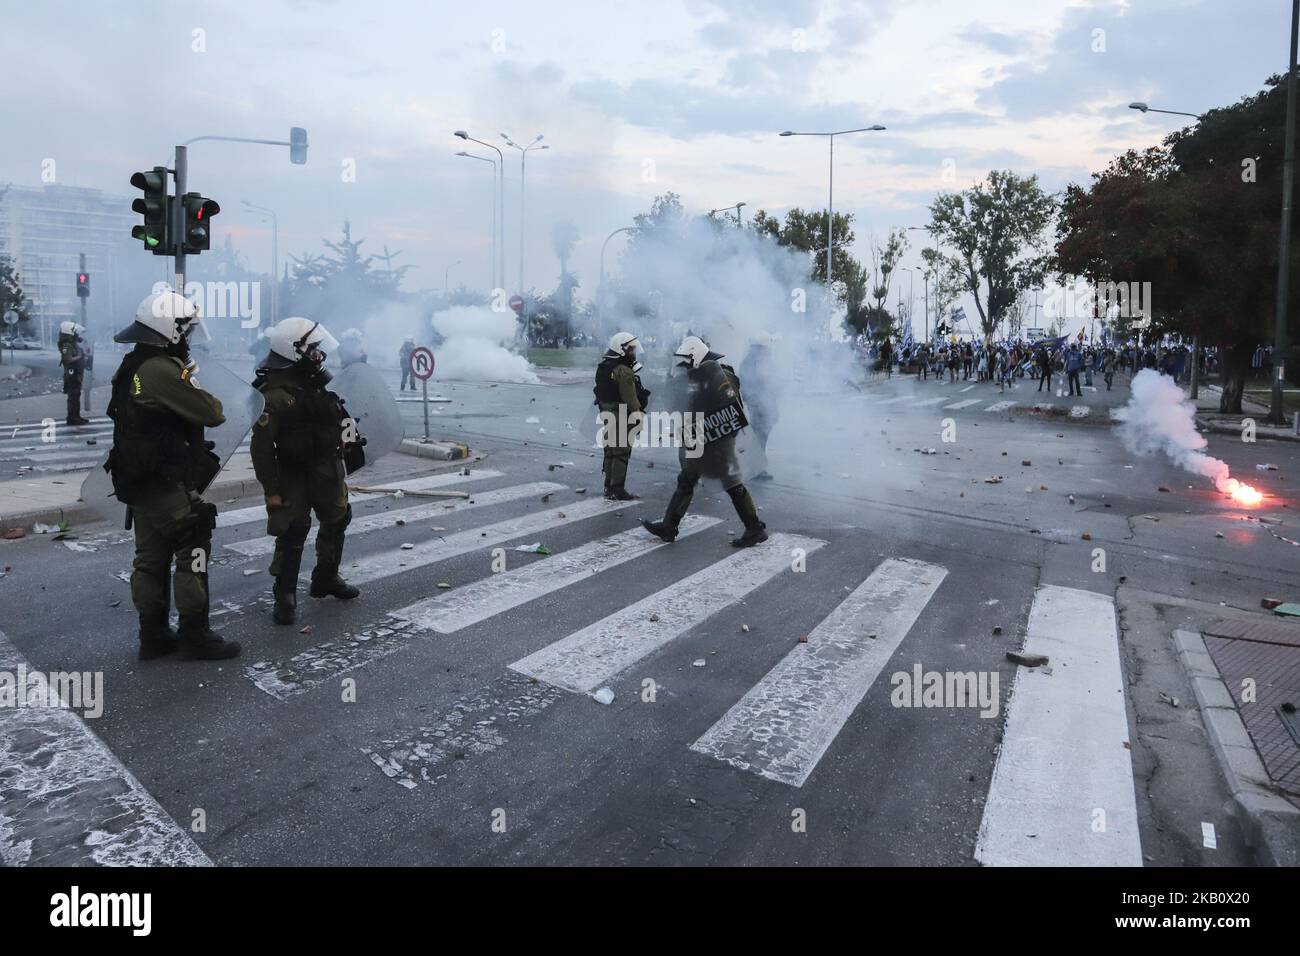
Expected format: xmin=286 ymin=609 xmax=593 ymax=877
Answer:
xmin=606 ymin=484 xmax=638 ymax=501
xmin=177 ymin=614 xmax=241 ymax=661
xmin=270 ymin=546 xmax=303 ymax=625
xmin=728 ymin=484 xmax=768 ymax=548
xmin=137 ymin=613 xmax=179 ymax=661
xmin=310 ymin=567 xmax=360 ymax=600
xmin=640 ymin=486 xmax=691 ymax=542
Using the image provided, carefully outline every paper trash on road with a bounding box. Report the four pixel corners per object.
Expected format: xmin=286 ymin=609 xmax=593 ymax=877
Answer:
xmin=514 ymin=542 xmax=552 ymax=555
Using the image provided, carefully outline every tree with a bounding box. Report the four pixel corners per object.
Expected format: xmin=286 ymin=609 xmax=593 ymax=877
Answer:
xmin=866 ymin=229 xmax=909 ymax=315
xmin=0 ymin=255 xmax=25 ymax=322
xmin=920 ymin=247 xmax=963 ymax=339
xmin=286 ymin=222 xmax=412 ymax=329
xmin=928 ymin=170 xmax=1057 ymax=339
xmin=750 ymin=207 xmax=857 ymax=288
xmin=1055 ymin=73 xmax=1300 ymax=411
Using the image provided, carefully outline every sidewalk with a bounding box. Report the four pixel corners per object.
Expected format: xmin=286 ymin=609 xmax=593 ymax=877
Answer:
xmin=1196 ymin=384 xmax=1300 ymax=443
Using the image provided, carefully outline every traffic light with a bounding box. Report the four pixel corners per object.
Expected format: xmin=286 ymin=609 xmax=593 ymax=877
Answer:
xmin=289 ymin=126 xmax=308 ymax=165
xmin=130 ymin=166 xmax=171 ymax=254
xmin=181 ymin=193 xmax=221 ymax=254
xmin=76 ymin=272 xmax=89 ymax=297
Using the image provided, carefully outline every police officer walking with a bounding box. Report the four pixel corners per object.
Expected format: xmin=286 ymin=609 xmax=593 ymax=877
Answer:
xmin=595 ymin=331 xmax=648 ymax=501
xmin=58 ymin=321 xmax=91 ymax=426
xmin=105 ymin=291 xmax=239 ymax=661
xmin=641 ymin=335 xmax=767 ymax=548
xmin=251 ymin=317 xmax=360 ymax=625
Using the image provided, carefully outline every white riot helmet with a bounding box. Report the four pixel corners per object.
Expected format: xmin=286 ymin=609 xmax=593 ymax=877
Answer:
xmin=114 ymin=290 xmax=201 ymax=345
xmin=674 ymin=335 xmax=712 ymax=369
xmin=263 ymin=316 xmax=340 ymax=369
xmin=342 ymin=327 xmax=363 ymax=341
xmin=608 ymin=331 xmax=642 ymax=371
xmin=59 ymin=321 xmax=86 ymax=338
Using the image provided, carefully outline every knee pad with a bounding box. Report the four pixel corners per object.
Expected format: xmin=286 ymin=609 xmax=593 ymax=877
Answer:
xmin=279 ymin=515 xmax=311 ymax=549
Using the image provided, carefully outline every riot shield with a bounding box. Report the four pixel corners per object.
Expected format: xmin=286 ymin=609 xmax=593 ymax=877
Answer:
xmin=79 ymin=357 xmax=264 ymax=524
xmin=326 ymin=361 xmax=404 ymax=472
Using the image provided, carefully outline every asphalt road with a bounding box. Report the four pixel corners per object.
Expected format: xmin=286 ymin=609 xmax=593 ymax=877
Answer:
xmin=1 ymin=365 xmax=1297 ymax=866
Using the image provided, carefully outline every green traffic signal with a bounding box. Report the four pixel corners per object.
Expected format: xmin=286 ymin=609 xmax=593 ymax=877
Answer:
xmin=129 ymin=166 xmax=171 ymax=255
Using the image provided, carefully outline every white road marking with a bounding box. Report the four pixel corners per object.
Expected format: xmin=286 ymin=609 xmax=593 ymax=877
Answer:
xmin=341 ymin=496 xmax=636 ymax=586
xmin=690 ymin=558 xmax=947 ymax=787
xmin=224 ymin=481 xmax=563 ymax=557
xmin=983 ymin=401 xmax=1016 ymax=413
xmin=0 ymin=631 xmax=211 ymax=866
xmin=214 ymin=470 xmax=501 ymax=529
xmin=874 ymin=396 xmax=911 ymax=406
xmin=913 ymin=396 xmax=949 ymax=408
xmin=944 ymin=399 xmax=981 ymax=410
xmin=974 ymin=585 xmax=1141 ymax=867
xmin=510 ymin=532 xmax=825 ymax=693
xmin=960 ymin=385 xmax=976 ymax=393
xmin=393 ymin=514 xmax=720 ymax=633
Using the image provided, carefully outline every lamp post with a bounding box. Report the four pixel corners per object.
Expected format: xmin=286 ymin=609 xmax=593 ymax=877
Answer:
xmin=454 ymin=131 xmax=506 ymax=289
xmin=1128 ymin=101 xmax=1211 ymax=399
xmin=709 ymin=202 xmax=747 ymax=226
xmin=599 ymin=226 xmax=635 ymax=329
xmin=456 ymin=151 xmax=498 ymax=290
xmin=501 ymin=133 xmax=549 ymax=295
xmin=241 ymin=200 xmax=278 ymax=328
xmin=779 ymin=125 xmax=885 ymax=286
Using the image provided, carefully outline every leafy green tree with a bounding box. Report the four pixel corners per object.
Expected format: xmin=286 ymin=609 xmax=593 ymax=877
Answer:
xmin=867 ymin=229 xmax=909 ymax=315
xmin=928 ymin=170 xmax=1057 ymax=339
xmin=750 ymin=207 xmax=857 ymax=287
xmin=0 ymin=255 xmax=26 ymax=325
xmin=920 ymin=246 xmax=963 ymax=339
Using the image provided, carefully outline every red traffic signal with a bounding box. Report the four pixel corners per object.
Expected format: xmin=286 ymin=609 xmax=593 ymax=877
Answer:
xmin=76 ymin=272 xmax=90 ymax=297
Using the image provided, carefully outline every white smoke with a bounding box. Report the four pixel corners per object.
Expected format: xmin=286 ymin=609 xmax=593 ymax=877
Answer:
xmin=1114 ymin=369 xmax=1245 ymax=496
xmin=430 ymin=305 xmax=541 ymax=384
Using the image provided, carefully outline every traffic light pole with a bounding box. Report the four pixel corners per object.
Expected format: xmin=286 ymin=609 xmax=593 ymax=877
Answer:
xmin=172 ymin=146 xmax=188 ymax=303
xmin=80 ymin=252 xmax=91 ymax=413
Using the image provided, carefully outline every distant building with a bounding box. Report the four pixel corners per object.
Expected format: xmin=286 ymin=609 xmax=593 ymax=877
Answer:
xmin=0 ymin=183 xmax=144 ymax=344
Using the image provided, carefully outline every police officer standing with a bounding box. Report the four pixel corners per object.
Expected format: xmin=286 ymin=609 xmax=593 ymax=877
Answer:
xmin=595 ymin=331 xmax=649 ymax=501
xmin=106 ymin=291 xmax=239 ymax=661
xmin=251 ymin=317 xmax=359 ymax=625
xmin=641 ymin=335 xmax=767 ymax=548
xmin=399 ymin=336 xmax=416 ymax=391
xmin=58 ymin=321 xmax=91 ymax=426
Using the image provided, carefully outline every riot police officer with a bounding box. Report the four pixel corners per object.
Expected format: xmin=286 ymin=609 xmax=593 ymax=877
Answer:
xmin=251 ymin=317 xmax=359 ymax=625
xmin=641 ymin=335 xmax=767 ymax=548
xmin=595 ymin=331 xmax=649 ymax=501
xmin=106 ymin=291 xmax=240 ymax=661
xmin=58 ymin=321 xmax=90 ymax=426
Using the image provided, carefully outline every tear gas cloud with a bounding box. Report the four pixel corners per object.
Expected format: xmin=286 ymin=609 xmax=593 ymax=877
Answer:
xmin=356 ymin=301 xmax=540 ymax=384
xmin=1114 ymin=369 xmax=1258 ymax=502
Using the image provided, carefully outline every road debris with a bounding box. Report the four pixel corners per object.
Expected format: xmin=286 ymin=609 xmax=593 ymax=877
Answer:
xmin=1007 ymin=650 xmax=1049 ymax=667
xmin=514 ymin=542 xmax=552 ymax=555
xmin=591 ymin=687 xmax=615 ymax=705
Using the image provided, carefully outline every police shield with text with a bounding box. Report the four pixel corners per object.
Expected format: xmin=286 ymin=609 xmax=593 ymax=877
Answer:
xmin=641 ymin=335 xmax=767 ymax=548
xmin=251 ymin=317 xmax=364 ymax=625
xmin=594 ymin=331 xmax=650 ymax=500
xmin=105 ymin=291 xmax=240 ymax=661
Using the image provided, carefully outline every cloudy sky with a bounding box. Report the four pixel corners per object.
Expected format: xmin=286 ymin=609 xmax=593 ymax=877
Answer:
xmin=0 ymin=0 xmax=1286 ymax=319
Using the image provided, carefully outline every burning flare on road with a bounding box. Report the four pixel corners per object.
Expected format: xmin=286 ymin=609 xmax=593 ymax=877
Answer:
xmin=1114 ymin=370 xmax=1264 ymax=507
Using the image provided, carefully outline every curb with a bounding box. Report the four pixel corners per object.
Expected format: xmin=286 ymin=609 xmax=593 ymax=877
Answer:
xmin=0 ymin=365 xmax=33 ymax=383
xmin=398 ymin=438 xmax=469 ymax=461
xmin=0 ymin=474 xmax=263 ymax=535
xmin=1172 ymin=628 xmax=1300 ymax=866
xmin=1197 ymin=416 xmax=1300 ymax=443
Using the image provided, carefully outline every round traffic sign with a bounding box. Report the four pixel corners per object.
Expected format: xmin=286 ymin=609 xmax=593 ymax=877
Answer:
xmin=2 ymin=310 xmax=17 ymax=326
xmin=409 ymin=346 xmax=435 ymax=381
xmin=508 ymin=294 xmax=525 ymax=314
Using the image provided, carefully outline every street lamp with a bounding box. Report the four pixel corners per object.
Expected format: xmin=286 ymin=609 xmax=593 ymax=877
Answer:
xmin=501 ymin=133 xmax=549 ymax=295
xmin=455 ymin=131 xmax=506 ymax=289
xmin=241 ymin=200 xmax=278 ymax=328
xmin=599 ymin=226 xmax=636 ymax=328
xmin=709 ymin=202 xmax=747 ymax=226
xmin=780 ymin=125 xmax=885 ymax=285
xmin=456 ymin=151 xmax=498 ymax=290
xmin=907 ymin=226 xmax=931 ymax=342
xmin=1128 ymin=101 xmax=1210 ymax=397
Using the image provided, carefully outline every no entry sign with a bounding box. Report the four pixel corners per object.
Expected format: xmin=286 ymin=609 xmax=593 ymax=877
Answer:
xmin=509 ymin=294 xmax=525 ymax=314
xmin=409 ymin=346 xmax=435 ymax=381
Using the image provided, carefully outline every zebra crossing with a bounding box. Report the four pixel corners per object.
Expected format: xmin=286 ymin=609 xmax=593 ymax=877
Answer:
xmin=860 ymin=384 xmax=1114 ymax=420
xmin=0 ymin=415 xmax=254 ymax=475
xmin=0 ymin=455 xmax=1145 ymax=866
